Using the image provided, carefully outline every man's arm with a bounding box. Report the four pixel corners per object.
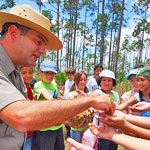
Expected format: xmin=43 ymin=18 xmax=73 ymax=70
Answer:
xmin=0 ymin=94 xmax=115 ymax=132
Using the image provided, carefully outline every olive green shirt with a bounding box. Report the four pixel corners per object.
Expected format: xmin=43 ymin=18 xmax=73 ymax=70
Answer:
xmin=0 ymin=44 xmax=27 ymax=150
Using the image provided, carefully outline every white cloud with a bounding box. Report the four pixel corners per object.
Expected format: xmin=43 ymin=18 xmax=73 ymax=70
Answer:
xmin=41 ymin=0 xmax=48 ymax=2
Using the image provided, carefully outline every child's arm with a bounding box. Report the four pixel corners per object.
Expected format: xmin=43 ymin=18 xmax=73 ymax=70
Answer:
xmin=89 ymin=123 xmax=150 ymax=150
xmin=95 ymin=113 xmax=150 ymax=139
xmin=115 ymin=110 xmax=150 ymax=129
xmin=130 ymin=102 xmax=150 ymax=112
xmin=124 ymin=114 xmax=150 ymax=129
xmin=41 ymin=89 xmax=53 ymax=100
xmin=116 ymin=96 xmax=137 ymax=111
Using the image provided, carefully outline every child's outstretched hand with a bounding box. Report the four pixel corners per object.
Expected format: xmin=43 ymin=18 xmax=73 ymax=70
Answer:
xmin=130 ymin=102 xmax=150 ymax=112
xmin=89 ymin=123 xmax=117 ymax=141
xmin=94 ymin=114 xmax=126 ymax=129
xmin=75 ymin=89 xmax=88 ymax=98
xmin=67 ymin=138 xmax=94 ymax=150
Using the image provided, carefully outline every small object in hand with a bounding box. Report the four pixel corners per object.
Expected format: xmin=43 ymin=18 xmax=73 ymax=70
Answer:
xmin=106 ymin=108 xmax=111 ymax=115
xmin=68 ymin=110 xmax=91 ymax=127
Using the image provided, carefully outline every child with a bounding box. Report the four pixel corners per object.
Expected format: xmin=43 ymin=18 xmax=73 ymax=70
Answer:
xmin=120 ymin=68 xmax=140 ymax=114
xmin=20 ymin=66 xmax=33 ymax=150
xmin=32 ymin=60 xmax=64 ymax=150
xmin=117 ymin=67 xmax=150 ymax=116
xmin=59 ymin=67 xmax=75 ymax=138
xmin=87 ymin=64 xmax=103 ymax=92
xmin=93 ymin=70 xmax=120 ymax=150
xmin=60 ymin=67 xmax=75 ymax=99
xmin=65 ymin=70 xmax=89 ymax=143
xmin=132 ymin=67 xmax=150 ymax=115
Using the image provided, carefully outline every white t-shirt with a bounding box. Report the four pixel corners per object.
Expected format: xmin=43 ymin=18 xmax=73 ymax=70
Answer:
xmin=64 ymin=80 xmax=74 ymax=99
xmin=93 ymin=89 xmax=120 ymax=126
xmin=87 ymin=78 xmax=99 ymax=92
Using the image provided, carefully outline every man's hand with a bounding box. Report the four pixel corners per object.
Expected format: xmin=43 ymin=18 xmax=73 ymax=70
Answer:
xmin=130 ymin=102 xmax=150 ymax=112
xmin=91 ymin=94 xmax=116 ymax=116
xmin=67 ymin=138 xmax=94 ymax=150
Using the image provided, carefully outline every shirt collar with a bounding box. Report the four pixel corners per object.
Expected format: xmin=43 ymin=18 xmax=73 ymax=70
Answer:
xmin=0 ymin=43 xmax=16 ymax=75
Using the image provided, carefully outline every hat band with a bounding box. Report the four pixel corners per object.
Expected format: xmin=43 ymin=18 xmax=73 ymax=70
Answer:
xmin=137 ymin=75 xmax=150 ymax=79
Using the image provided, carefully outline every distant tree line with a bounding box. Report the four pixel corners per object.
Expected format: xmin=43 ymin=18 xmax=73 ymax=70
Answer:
xmin=1 ymin=0 xmax=150 ymax=80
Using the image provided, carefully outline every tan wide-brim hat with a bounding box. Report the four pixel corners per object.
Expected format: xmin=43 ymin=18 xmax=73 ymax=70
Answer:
xmin=0 ymin=5 xmax=62 ymax=50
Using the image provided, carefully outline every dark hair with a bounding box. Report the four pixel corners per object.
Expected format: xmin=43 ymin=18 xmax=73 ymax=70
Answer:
xmin=96 ymin=76 xmax=116 ymax=87
xmin=65 ymin=67 xmax=76 ymax=75
xmin=70 ymin=70 xmax=89 ymax=93
xmin=19 ymin=66 xmax=33 ymax=72
xmin=0 ymin=22 xmax=30 ymax=37
xmin=94 ymin=64 xmax=103 ymax=71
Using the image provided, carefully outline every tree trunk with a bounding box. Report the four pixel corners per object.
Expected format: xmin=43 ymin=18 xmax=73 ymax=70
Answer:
xmin=100 ymin=0 xmax=105 ymax=65
xmin=114 ymin=0 xmax=125 ymax=73
xmin=72 ymin=0 xmax=79 ymax=68
xmin=94 ymin=0 xmax=100 ymax=65
xmin=57 ymin=3 xmax=60 ymax=71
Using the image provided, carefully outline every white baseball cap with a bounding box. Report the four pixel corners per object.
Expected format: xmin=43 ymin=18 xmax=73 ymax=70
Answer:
xmin=99 ymin=70 xmax=116 ymax=80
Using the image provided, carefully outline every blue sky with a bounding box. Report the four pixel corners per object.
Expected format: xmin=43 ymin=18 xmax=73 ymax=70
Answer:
xmin=0 ymin=0 xmax=134 ymax=29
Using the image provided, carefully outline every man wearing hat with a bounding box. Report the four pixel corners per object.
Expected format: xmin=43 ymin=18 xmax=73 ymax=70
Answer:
xmin=0 ymin=5 xmax=115 ymax=150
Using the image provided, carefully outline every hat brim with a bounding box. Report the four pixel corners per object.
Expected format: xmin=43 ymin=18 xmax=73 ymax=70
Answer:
xmin=0 ymin=11 xmax=62 ymax=50
xmin=100 ymin=75 xmax=116 ymax=80
xmin=41 ymin=68 xmax=57 ymax=73
xmin=126 ymin=75 xmax=130 ymax=80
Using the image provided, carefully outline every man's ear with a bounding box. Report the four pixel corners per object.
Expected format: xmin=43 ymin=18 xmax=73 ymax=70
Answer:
xmin=8 ymin=25 xmax=20 ymax=41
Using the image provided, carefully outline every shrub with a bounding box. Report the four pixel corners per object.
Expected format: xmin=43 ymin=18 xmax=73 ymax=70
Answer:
xmin=55 ymin=72 xmax=67 ymax=87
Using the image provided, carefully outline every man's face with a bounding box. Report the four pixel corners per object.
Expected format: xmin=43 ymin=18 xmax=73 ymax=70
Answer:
xmin=15 ymin=29 xmax=47 ymax=67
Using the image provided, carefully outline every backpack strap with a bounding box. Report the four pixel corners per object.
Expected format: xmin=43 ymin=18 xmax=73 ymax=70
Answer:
xmin=127 ymin=91 xmax=133 ymax=115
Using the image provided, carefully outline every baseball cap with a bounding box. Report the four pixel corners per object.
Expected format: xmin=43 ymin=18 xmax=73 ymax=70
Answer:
xmin=126 ymin=68 xmax=139 ymax=80
xmin=137 ymin=67 xmax=150 ymax=79
xmin=40 ymin=60 xmax=57 ymax=73
xmin=99 ymin=70 xmax=116 ymax=80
